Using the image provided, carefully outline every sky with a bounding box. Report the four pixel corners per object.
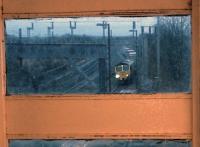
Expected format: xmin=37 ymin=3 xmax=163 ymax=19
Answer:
xmin=5 ymin=17 xmax=157 ymax=37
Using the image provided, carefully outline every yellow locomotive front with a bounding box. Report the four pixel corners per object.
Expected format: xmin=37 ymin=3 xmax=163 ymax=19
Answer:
xmin=115 ymin=63 xmax=131 ymax=81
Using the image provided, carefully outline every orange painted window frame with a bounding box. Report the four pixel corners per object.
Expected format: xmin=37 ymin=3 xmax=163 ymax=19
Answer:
xmin=0 ymin=0 xmax=199 ymax=147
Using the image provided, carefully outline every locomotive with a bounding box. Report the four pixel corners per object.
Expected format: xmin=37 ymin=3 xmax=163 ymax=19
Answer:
xmin=114 ymin=60 xmax=134 ymax=84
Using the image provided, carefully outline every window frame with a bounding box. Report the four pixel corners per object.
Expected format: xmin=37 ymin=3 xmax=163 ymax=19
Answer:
xmin=0 ymin=0 xmax=199 ymax=147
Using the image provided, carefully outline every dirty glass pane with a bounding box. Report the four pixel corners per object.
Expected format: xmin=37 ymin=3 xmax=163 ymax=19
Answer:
xmin=5 ymin=16 xmax=191 ymax=94
xmin=9 ymin=140 xmax=191 ymax=147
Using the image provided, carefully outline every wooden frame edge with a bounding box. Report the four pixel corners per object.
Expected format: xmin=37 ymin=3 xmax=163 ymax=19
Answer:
xmin=2 ymin=0 xmax=191 ymax=19
xmin=7 ymin=133 xmax=192 ymax=140
xmin=0 ymin=0 xmax=195 ymax=146
xmin=192 ymin=0 xmax=200 ymax=146
xmin=3 ymin=9 xmax=191 ymax=19
xmin=0 ymin=0 xmax=7 ymax=146
xmin=5 ymin=93 xmax=192 ymax=100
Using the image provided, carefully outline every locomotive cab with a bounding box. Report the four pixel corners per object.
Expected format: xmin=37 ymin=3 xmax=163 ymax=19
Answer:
xmin=115 ymin=62 xmax=132 ymax=81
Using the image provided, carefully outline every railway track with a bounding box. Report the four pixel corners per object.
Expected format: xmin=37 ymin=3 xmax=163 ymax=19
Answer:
xmin=37 ymin=58 xmax=99 ymax=93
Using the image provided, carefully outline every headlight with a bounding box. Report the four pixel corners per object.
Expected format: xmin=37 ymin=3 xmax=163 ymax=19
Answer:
xmin=115 ymin=74 xmax=120 ymax=78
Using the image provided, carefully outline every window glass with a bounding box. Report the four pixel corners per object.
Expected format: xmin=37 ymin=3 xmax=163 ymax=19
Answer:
xmin=5 ymin=16 xmax=191 ymax=94
xmin=116 ymin=65 xmax=123 ymax=71
xmin=123 ymin=65 xmax=129 ymax=71
xmin=9 ymin=140 xmax=191 ymax=147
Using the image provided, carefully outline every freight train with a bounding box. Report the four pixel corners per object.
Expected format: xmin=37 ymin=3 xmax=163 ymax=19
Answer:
xmin=114 ymin=60 xmax=134 ymax=84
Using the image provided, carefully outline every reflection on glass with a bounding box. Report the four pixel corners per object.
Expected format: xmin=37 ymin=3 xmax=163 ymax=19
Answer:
xmin=9 ymin=140 xmax=191 ymax=147
xmin=5 ymin=16 xmax=191 ymax=94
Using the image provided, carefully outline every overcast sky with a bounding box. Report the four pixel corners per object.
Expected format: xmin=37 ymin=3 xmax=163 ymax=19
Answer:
xmin=5 ymin=17 xmax=157 ymax=37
